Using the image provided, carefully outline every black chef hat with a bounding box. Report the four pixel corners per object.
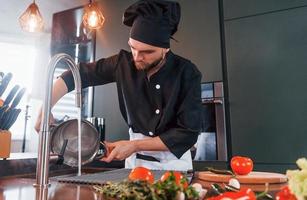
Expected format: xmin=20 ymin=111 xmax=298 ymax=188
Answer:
xmin=123 ymin=0 xmax=180 ymax=48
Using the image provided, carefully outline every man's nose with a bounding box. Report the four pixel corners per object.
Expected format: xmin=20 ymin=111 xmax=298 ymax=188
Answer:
xmin=134 ymin=51 xmax=143 ymax=61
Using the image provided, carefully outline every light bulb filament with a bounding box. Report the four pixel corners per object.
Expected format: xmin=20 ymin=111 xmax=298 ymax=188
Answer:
xmin=88 ymin=11 xmax=98 ymax=27
xmin=82 ymin=1 xmax=105 ymax=29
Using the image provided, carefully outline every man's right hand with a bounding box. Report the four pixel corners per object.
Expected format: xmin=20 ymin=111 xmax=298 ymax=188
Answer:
xmin=35 ymin=108 xmax=55 ymax=133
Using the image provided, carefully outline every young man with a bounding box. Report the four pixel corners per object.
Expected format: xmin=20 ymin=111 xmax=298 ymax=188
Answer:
xmin=36 ymin=0 xmax=202 ymax=171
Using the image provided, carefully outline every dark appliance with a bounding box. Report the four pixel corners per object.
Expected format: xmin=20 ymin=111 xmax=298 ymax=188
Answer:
xmin=194 ymin=81 xmax=227 ymax=161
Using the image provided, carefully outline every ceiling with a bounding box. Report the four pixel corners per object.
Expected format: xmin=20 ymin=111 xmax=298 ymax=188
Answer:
xmin=0 ymin=0 xmax=88 ymax=36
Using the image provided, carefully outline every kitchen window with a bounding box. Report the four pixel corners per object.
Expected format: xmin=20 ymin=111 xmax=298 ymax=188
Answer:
xmin=0 ymin=41 xmax=36 ymax=140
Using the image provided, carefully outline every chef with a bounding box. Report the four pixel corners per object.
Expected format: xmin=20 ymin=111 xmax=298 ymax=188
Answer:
xmin=35 ymin=0 xmax=202 ymax=171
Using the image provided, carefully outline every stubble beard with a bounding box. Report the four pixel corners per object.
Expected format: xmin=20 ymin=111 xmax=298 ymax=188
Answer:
xmin=134 ymin=56 xmax=164 ymax=71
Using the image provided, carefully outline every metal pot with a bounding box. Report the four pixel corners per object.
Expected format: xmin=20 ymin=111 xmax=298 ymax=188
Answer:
xmin=50 ymin=119 xmax=107 ymax=167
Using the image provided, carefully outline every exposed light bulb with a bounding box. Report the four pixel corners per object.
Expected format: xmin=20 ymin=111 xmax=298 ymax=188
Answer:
xmin=28 ymin=14 xmax=38 ymax=32
xmin=19 ymin=2 xmax=44 ymax=33
xmin=82 ymin=1 xmax=105 ymax=29
xmin=88 ymin=11 xmax=99 ymax=27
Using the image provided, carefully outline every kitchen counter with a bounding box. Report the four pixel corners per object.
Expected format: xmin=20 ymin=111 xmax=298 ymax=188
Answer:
xmin=0 ymin=170 xmax=287 ymax=200
xmin=0 ymin=155 xmax=289 ymax=199
xmin=0 ymin=153 xmax=124 ymax=178
xmin=0 ymin=154 xmax=228 ymax=179
xmin=0 ymin=153 xmax=291 ymax=178
xmin=0 ymin=177 xmax=101 ymax=200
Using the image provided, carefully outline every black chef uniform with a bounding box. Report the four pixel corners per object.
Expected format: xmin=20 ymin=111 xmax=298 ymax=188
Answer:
xmin=60 ymin=0 xmax=202 ymax=170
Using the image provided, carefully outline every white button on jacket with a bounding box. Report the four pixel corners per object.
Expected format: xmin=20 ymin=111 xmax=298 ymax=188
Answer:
xmin=148 ymin=131 xmax=154 ymax=136
xmin=155 ymin=84 xmax=160 ymax=89
xmin=155 ymin=109 xmax=160 ymax=114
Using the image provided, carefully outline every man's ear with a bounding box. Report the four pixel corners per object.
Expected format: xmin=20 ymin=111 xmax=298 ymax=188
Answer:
xmin=162 ymin=48 xmax=170 ymax=57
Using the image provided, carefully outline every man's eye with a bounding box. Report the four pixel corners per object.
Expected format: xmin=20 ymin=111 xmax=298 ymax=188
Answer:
xmin=143 ymin=51 xmax=154 ymax=54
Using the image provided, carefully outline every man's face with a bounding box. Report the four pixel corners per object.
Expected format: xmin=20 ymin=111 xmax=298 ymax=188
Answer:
xmin=128 ymin=38 xmax=168 ymax=71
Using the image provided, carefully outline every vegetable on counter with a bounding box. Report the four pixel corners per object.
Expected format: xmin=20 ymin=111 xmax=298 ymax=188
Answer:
xmin=286 ymin=157 xmax=307 ymax=200
xmin=206 ymin=167 xmax=235 ymax=176
xmin=160 ymin=171 xmax=189 ymax=189
xmin=94 ymin=167 xmax=207 ymax=200
xmin=128 ymin=166 xmax=154 ymax=184
xmin=207 ymin=188 xmax=257 ymax=200
xmin=205 ymin=156 xmax=253 ymax=177
xmin=207 ymin=173 xmax=273 ymax=200
xmin=275 ymin=186 xmax=297 ymax=200
xmin=230 ymin=156 xmax=254 ymax=175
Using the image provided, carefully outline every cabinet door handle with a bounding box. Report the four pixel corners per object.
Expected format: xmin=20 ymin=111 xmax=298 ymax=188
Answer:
xmin=202 ymin=99 xmax=223 ymax=105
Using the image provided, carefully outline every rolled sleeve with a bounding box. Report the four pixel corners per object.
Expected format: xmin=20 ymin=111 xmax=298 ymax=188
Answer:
xmin=60 ymin=53 xmax=120 ymax=92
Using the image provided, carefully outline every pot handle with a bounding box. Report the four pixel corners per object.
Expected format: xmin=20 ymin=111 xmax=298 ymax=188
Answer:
xmin=50 ymin=139 xmax=68 ymax=165
xmin=95 ymin=141 xmax=116 ymax=160
xmin=95 ymin=141 xmax=108 ymax=159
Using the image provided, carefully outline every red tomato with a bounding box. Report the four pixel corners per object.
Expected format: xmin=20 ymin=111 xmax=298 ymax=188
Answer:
xmin=207 ymin=188 xmax=256 ymax=200
xmin=230 ymin=156 xmax=254 ymax=175
xmin=128 ymin=166 xmax=154 ymax=184
xmin=160 ymin=171 xmax=188 ymax=189
xmin=276 ymin=186 xmax=297 ymax=200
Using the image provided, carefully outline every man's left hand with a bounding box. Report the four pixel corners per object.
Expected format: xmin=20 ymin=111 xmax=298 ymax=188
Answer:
xmin=101 ymin=140 xmax=138 ymax=163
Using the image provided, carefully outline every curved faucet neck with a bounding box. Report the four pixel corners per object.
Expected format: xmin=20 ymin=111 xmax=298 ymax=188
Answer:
xmin=35 ymin=53 xmax=82 ymax=188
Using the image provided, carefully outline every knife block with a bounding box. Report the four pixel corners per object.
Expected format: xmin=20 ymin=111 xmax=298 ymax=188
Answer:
xmin=0 ymin=130 xmax=11 ymax=159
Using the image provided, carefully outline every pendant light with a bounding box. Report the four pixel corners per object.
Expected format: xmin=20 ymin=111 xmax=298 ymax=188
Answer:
xmin=19 ymin=0 xmax=44 ymax=32
xmin=82 ymin=0 xmax=105 ymax=29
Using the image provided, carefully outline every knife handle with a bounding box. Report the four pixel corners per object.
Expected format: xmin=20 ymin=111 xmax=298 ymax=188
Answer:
xmin=11 ymin=88 xmax=26 ymax=109
xmin=3 ymin=85 xmax=19 ymax=106
xmin=0 ymin=108 xmax=12 ymax=130
xmin=6 ymin=109 xmax=21 ymax=130
xmin=0 ymin=72 xmax=4 ymax=83
xmin=0 ymin=73 xmax=13 ymax=97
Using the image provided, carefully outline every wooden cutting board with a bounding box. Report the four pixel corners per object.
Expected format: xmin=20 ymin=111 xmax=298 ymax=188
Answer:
xmin=196 ymin=171 xmax=287 ymax=184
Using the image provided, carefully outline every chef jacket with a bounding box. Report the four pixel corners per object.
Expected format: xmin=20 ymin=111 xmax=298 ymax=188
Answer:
xmin=61 ymin=49 xmax=202 ymax=159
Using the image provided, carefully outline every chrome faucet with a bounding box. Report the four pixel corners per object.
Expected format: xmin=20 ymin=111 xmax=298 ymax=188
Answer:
xmin=35 ymin=53 xmax=82 ymax=188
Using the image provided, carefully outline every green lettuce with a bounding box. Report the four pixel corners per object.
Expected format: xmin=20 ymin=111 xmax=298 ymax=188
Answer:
xmin=286 ymin=158 xmax=307 ymax=200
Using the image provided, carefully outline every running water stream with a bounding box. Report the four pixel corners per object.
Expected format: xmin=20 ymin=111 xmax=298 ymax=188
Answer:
xmin=77 ymin=109 xmax=82 ymax=176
